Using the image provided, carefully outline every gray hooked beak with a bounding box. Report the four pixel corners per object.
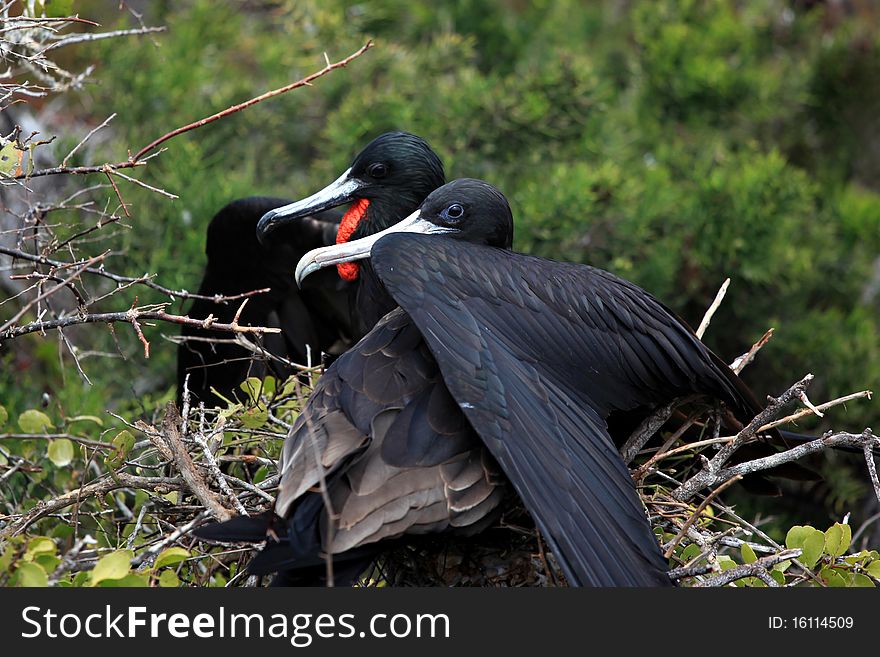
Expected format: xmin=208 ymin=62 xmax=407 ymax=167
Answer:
xmin=256 ymin=168 xmax=365 ymax=245
xmin=294 ymin=209 xmax=456 ymax=287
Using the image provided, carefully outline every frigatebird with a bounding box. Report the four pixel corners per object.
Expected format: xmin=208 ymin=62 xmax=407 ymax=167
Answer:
xmin=200 ymin=179 xmax=731 ymax=586
xmin=177 ymin=132 xmax=445 ymax=403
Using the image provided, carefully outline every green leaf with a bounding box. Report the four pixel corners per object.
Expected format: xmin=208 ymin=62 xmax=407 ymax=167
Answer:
xmin=866 ymin=561 xmax=880 ymax=578
xmin=239 ymin=377 xmax=267 ymax=403
xmin=158 ymin=570 xmax=180 ymax=587
xmin=239 ymin=403 xmax=268 ymax=429
xmin=0 ymin=139 xmax=21 ymax=176
xmin=786 ymin=525 xmax=825 ymax=568
xmin=741 ymin=543 xmax=757 ymax=564
xmin=801 ymin=529 xmax=826 ymax=568
xmin=89 ymin=550 xmax=133 ymax=586
xmin=0 ymin=547 xmax=12 ymax=573
xmin=72 ymin=571 xmax=90 ymax=587
xmin=37 ymin=0 xmax=75 ymax=18
xmin=770 ymin=569 xmax=786 ymax=585
xmin=680 ymin=543 xmax=702 ymax=562
xmin=851 ymin=574 xmax=875 ymax=588
xmin=106 ymin=430 xmax=135 ymax=468
xmin=47 ymin=439 xmax=75 ymax=467
xmin=18 ymin=409 xmax=54 ymax=433
xmin=34 ymin=554 xmax=61 ymax=574
xmin=0 ymin=404 xmax=8 ymax=428
xmin=25 ymin=537 xmax=56 ymax=559
xmin=785 ymin=525 xmax=811 ymax=549
xmin=153 ymin=547 xmax=190 ymax=570
xmin=717 ymin=555 xmax=736 ymax=571
xmin=97 ymin=574 xmax=150 ymax=587
xmin=819 ymin=567 xmax=850 ymax=587
xmin=824 ymin=523 xmax=852 ymax=557
xmin=15 ymin=563 xmax=48 ymax=587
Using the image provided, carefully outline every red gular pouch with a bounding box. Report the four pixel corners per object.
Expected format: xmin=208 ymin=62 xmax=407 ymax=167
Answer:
xmin=335 ymin=198 xmax=370 ymax=281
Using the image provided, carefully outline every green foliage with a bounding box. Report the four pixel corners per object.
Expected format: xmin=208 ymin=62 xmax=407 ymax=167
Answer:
xmin=666 ymin=520 xmax=880 ymax=587
xmin=3 ymin=0 xmax=880 ymax=583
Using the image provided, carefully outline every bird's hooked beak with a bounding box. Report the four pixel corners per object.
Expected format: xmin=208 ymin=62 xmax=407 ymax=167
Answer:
xmin=256 ymin=168 xmax=365 ymax=245
xmin=294 ymin=209 xmax=454 ymax=287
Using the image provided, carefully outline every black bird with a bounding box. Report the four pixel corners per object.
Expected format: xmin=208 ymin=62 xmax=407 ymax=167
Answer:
xmin=201 ymin=179 xmax=725 ymax=587
xmin=256 ymin=131 xmax=445 ymax=337
xmin=177 ymin=132 xmax=445 ymax=404
xmin=177 ymin=199 xmax=349 ymax=403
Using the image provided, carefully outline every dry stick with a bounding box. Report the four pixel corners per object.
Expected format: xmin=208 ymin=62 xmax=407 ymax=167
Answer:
xmin=9 ymin=40 xmax=373 ymax=182
xmin=0 ymin=433 xmax=113 ymax=449
xmin=0 ymin=251 xmax=107 ymax=332
xmin=672 ymin=374 xmax=814 ymax=502
xmin=695 ymin=278 xmax=730 ymax=340
xmin=675 ymin=428 xmax=879 ymax=503
xmin=0 ymin=243 xmax=265 ymax=303
xmin=47 ymin=535 xmax=97 ymax=585
xmin=182 ymin=378 xmax=249 ymax=516
xmin=0 ymin=472 xmax=184 ymax=539
xmin=759 ymin=390 xmax=873 ymax=432
xmin=694 ymin=549 xmax=801 ymax=587
xmin=40 ymin=26 xmax=167 ymax=53
xmin=620 ymin=395 xmax=698 ymax=465
xmin=102 ymin=165 xmax=130 ymax=217
xmin=131 ymin=40 xmax=374 ymax=162
xmin=62 ymin=113 xmax=116 ymax=167
xmin=663 ymin=475 xmax=743 ymax=559
xmin=1 ymin=305 xmax=281 ymax=342
xmin=132 ymin=511 xmax=210 ymax=568
xmin=159 ymin=403 xmax=234 ymax=522
xmin=731 ymin=328 xmax=774 ymax=374
xmin=634 ymin=387 xmax=874 ymax=475
xmin=862 ymin=430 xmax=880 ymax=504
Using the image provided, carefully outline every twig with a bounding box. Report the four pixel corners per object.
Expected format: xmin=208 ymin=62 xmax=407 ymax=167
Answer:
xmin=663 ymin=475 xmax=743 ymax=559
xmin=40 ymin=26 xmax=167 ymax=53
xmin=1 ymin=242 xmax=269 ymax=302
xmin=62 ymin=113 xmax=116 ymax=167
xmin=759 ymin=390 xmax=873 ymax=432
xmin=1 ymin=305 xmax=282 ymax=342
xmin=620 ymin=396 xmax=698 ymax=465
xmin=0 ymin=472 xmax=184 ymax=539
xmin=694 ymin=549 xmax=801 ymax=587
xmin=863 ymin=430 xmax=880 ymax=504
xmin=695 ymin=278 xmax=730 ymax=340
xmin=131 ymin=41 xmax=374 ymax=162
xmin=158 ymin=403 xmax=234 ymax=522
xmin=11 ymin=41 xmax=374 ymax=181
xmin=675 ymin=428 xmax=879 ymax=503
xmin=730 ymin=328 xmax=774 ymax=374
xmin=672 ymin=374 xmax=814 ymax=501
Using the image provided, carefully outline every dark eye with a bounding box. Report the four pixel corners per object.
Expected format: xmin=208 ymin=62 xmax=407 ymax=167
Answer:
xmin=443 ymin=203 xmax=464 ymax=222
xmin=367 ymin=162 xmax=388 ymax=178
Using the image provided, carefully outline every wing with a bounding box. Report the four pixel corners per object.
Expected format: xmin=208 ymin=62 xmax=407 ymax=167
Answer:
xmin=370 ymin=234 xmax=729 ymax=586
xmin=275 ymin=308 xmax=505 ymax=562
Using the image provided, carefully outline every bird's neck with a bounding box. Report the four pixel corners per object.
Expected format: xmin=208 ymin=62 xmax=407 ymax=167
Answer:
xmin=352 ymin=262 xmax=398 ymax=338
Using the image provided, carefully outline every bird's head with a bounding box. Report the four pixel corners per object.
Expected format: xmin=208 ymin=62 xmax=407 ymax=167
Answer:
xmin=294 ymin=178 xmax=513 ymax=287
xmin=256 ymin=132 xmax=444 ymax=284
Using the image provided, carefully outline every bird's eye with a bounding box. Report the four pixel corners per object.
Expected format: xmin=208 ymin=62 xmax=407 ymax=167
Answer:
xmin=367 ymin=162 xmax=388 ymax=178
xmin=443 ymin=203 xmax=464 ymax=222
